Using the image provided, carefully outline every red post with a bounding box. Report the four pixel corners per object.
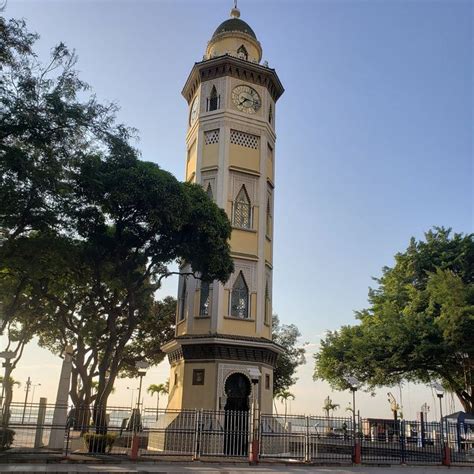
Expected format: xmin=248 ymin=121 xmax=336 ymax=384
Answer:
xmin=442 ymin=445 xmax=451 ymax=466
xmin=353 ymin=442 xmax=361 ymax=464
xmin=249 ymin=439 xmax=259 ymax=464
xmin=130 ymin=434 xmax=139 ymax=460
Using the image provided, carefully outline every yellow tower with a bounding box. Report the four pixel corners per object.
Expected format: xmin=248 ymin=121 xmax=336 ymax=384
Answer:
xmin=162 ymin=4 xmax=284 ymax=415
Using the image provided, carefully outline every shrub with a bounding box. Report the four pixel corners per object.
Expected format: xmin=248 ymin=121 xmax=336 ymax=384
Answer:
xmin=83 ymin=432 xmax=116 ymax=453
xmin=0 ymin=427 xmax=15 ymax=450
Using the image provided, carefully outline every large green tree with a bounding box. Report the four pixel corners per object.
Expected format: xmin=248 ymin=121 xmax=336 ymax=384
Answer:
xmin=1 ymin=17 xmax=234 ymax=432
xmin=314 ymin=228 xmax=474 ymax=413
xmin=1 ymin=17 xmax=128 ymax=424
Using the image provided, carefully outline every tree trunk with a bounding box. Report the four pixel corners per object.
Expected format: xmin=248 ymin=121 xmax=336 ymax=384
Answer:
xmin=92 ymin=368 xmax=117 ymax=434
xmin=156 ymin=394 xmax=159 ymax=421
xmin=456 ymin=389 xmax=474 ymax=414
xmin=1 ymin=366 xmax=14 ymax=427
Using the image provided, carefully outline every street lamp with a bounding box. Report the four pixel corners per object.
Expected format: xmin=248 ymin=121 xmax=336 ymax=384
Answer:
xmin=28 ymin=384 xmax=41 ymax=419
xmin=22 ymin=376 xmax=32 ymax=424
xmin=126 ymin=386 xmax=138 ymax=409
xmin=343 ymin=375 xmax=361 ymax=464
xmin=135 ymin=361 xmax=149 ymax=413
xmin=432 ymin=382 xmax=445 ymax=444
xmin=343 ymin=375 xmax=360 ymax=439
xmin=247 ymin=367 xmax=261 ymax=464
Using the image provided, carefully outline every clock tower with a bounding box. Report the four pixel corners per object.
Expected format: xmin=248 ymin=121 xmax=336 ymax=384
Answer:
xmin=162 ymin=5 xmax=284 ymax=415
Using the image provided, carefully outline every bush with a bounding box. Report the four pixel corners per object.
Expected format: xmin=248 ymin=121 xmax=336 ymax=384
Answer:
xmin=83 ymin=432 xmax=116 ymax=453
xmin=0 ymin=427 xmax=15 ymax=450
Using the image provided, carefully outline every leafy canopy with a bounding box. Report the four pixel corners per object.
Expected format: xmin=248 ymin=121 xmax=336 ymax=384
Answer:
xmin=314 ymin=228 xmax=474 ymax=413
xmin=272 ymin=315 xmax=306 ymax=395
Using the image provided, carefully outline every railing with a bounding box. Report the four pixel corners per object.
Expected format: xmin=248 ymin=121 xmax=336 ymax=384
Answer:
xmin=0 ymin=402 xmax=472 ymax=465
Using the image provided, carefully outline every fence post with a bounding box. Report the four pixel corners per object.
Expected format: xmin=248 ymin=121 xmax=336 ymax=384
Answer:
xmin=34 ymin=397 xmax=47 ymax=449
xmin=193 ymin=409 xmax=201 ymax=461
xmin=305 ymin=416 xmax=310 ymax=463
xmin=400 ymin=419 xmax=406 ymax=464
xmin=249 ymin=408 xmax=260 ymax=464
xmin=129 ymin=408 xmax=140 ymax=461
xmin=442 ymin=422 xmax=451 ymax=466
xmin=64 ymin=423 xmax=71 ymax=457
xmin=353 ymin=415 xmax=361 ymax=464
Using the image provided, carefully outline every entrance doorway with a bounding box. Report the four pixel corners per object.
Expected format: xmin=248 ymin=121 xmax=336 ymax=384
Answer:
xmin=224 ymin=373 xmax=250 ymax=456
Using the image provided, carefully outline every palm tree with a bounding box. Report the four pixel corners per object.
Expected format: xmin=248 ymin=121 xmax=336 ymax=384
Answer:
xmin=0 ymin=376 xmax=20 ymax=426
xmin=0 ymin=376 xmax=20 ymax=387
xmin=276 ymin=390 xmax=295 ymax=422
xmin=147 ymin=383 xmax=169 ymax=420
xmin=323 ymin=396 xmax=339 ymax=418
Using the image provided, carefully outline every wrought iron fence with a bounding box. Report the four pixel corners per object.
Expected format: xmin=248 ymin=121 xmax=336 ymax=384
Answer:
xmin=0 ymin=402 xmax=472 ymax=466
xmin=446 ymin=420 xmax=474 ymax=464
xmin=359 ymin=418 xmax=444 ymax=464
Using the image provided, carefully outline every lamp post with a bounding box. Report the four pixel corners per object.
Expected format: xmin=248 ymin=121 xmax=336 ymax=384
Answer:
xmin=432 ymin=383 xmax=445 ymax=442
xmin=135 ymin=361 xmax=149 ymax=414
xmin=343 ymin=375 xmax=361 ymax=464
xmin=432 ymin=382 xmax=450 ymax=466
xmin=28 ymin=384 xmax=41 ymax=419
xmin=248 ymin=367 xmax=261 ymax=464
xmin=130 ymin=361 xmax=149 ymax=461
xmin=126 ymin=387 xmax=137 ymax=409
xmin=21 ymin=376 xmax=32 ymax=424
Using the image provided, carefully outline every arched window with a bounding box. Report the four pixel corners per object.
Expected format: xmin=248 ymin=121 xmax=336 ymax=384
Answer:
xmin=264 ymin=280 xmax=270 ymax=325
xmin=207 ymin=85 xmax=220 ymax=111
xmin=233 ymin=185 xmax=251 ymax=229
xmin=268 ymin=104 xmax=273 ymax=124
xmin=206 ymin=183 xmax=213 ymax=200
xmin=199 ymin=281 xmax=211 ymax=316
xmin=237 ymin=44 xmax=248 ymax=60
xmin=266 ymin=196 xmax=272 ymax=237
xmin=231 ymin=271 xmax=249 ymax=318
xmin=178 ymin=277 xmax=187 ymax=321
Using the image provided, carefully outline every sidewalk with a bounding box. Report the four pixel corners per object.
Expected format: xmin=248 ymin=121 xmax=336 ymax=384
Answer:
xmin=0 ymin=464 xmax=473 ymax=473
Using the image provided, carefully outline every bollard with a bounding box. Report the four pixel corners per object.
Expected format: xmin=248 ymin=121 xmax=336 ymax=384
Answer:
xmin=442 ymin=445 xmax=451 ymax=466
xmin=249 ymin=439 xmax=259 ymax=464
xmin=352 ymin=442 xmax=361 ymax=464
xmin=34 ymin=397 xmax=47 ymax=448
xmin=130 ymin=434 xmax=140 ymax=460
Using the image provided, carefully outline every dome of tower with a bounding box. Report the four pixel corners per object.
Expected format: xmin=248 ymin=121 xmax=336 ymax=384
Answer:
xmin=205 ymin=6 xmax=262 ymax=63
xmin=212 ymin=18 xmax=257 ymax=40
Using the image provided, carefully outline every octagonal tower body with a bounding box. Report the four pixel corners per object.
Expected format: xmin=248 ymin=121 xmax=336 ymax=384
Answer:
xmin=162 ymin=6 xmax=284 ymax=415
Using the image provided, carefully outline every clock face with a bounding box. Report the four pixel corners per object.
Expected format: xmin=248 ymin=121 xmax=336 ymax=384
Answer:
xmin=232 ymin=85 xmax=261 ymax=114
xmin=189 ymin=96 xmax=199 ymax=126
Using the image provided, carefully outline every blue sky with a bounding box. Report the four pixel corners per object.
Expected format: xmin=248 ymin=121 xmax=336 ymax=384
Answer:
xmin=3 ymin=0 xmax=472 ymax=417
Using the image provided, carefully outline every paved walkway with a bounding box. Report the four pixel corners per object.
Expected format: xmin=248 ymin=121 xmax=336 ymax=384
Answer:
xmin=0 ymin=464 xmax=472 ymax=473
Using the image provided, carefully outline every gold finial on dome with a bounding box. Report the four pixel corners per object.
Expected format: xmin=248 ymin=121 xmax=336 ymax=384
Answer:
xmin=230 ymin=0 xmax=240 ymax=18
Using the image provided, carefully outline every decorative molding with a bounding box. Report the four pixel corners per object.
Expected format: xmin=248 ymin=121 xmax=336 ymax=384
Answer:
xmin=228 ymin=165 xmax=261 ymax=177
xmin=217 ymin=363 xmax=259 ymax=410
xmin=230 ymin=171 xmax=258 ymax=203
xmin=167 ymin=343 xmax=278 ymax=367
xmin=182 ymin=56 xmax=284 ymax=104
xmin=226 ymin=259 xmax=257 ymax=292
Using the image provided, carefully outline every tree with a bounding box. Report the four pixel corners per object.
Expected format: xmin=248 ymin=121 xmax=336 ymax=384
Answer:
xmin=147 ymin=383 xmax=169 ymax=420
xmin=30 ymin=154 xmax=233 ymax=431
xmin=272 ymin=315 xmax=306 ymax=395
xmin=275 ymin=389 xmax=294 ymax=421
xmin=0 ymin=17 xmax=129 ymax=424
xmin=314 ymin=228 xmax=474 ymax=413
xmin=1 ymin=17 xmax=234 ymax=433
xmin=322 ymin=396 xmax=339 ymax=418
